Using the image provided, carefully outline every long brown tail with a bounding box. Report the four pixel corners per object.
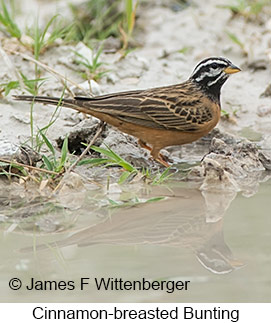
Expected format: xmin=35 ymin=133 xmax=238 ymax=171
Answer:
xmin=13 ymin=95 xmax=81 ymax=110
xmin=13 ymin=95 xmax=122 ymax=126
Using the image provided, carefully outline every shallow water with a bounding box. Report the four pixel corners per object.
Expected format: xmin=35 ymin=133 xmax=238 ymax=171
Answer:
xmin=0 ymin=177 xmax=270 ymax=303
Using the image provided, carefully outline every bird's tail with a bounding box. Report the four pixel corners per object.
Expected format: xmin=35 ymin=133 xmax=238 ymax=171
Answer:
xmin=13 ymin=95 xmax=80 ymax=110
xmin=13 ymin=94 xmax=114 ymax=123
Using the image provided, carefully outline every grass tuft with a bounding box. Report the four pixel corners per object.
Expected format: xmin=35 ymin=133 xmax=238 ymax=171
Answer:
xmin=39 ymin=133 xmax=69 ymax=176
xmin=73 ymin=46 xmax=109 ymax=81
xmin=0 ymin=73 xmax=46 ymax=96
xmin=78 ymin=144 xmax=174 ymax=185
xmin=79 ymin=144 xmax=137 ymax=173
xmin=218 ymin=0 xmax=270 ymax=19
xmin=69 ymin=0 xmax=123 ymax=44
xmin=0 ymin=0 xmax=21 ymax=39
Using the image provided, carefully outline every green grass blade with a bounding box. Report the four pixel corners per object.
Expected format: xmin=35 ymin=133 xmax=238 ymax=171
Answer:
xmin=118 ymin=170 xmax=132 ymax=184
xmin=118 ymin=161 xmax=135 ymax=172
xmin=226 ymin=31 xmax=244 ymax=49
xmin=40 ymin=15 xmax=59 ymax=48
xmin=145 ymin=196 xmax=165 ymax=203
xmin=125 ymin=0 xmax=136 ymax=35
xmin=77 ymin=158 xmax=111 ymax=166
xmin=39 ymin=131 xmax=56 ymax=159
xmin=0 ymin=80 xmax=19 ymax=95
xmin=108 ymin=199 xmax=120 ymax=206
xmin=42 ymin=155 xmax=53 ymax=171
xmin=90 ymin=145 xmax=119 ymax=160
xmin=47 ymin=21 xmax=74 ymax=45
xmin=91 ymin=144 xmax=136 ymax=172
xmin=60 ymin=136 xmax=68 ymax=168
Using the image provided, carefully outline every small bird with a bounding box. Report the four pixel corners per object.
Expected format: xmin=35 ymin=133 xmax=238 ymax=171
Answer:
xmin=14 ymin=57 xmax=240 ymax=167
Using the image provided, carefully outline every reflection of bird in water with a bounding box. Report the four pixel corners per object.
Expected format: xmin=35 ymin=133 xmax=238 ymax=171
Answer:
xmin=196 ymin=230 xmax=243 ymax=274
xmin=36 ymin=188 xmax=243 ymax=274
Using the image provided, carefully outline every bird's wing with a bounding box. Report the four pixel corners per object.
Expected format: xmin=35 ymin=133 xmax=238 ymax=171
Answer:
xmin=140 ymin=96 xmax=214 ymax=131
xmin=78 ymin=82 xmax=215 ymax=132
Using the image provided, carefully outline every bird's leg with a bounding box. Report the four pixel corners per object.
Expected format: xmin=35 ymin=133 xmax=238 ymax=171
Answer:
xmin=139 ymin=140 xmax=170 ymax=167
xmin=138 ymin=139 xmax=152 ymax=151
xmin=151 ymin=147 xmax=170 ymax=168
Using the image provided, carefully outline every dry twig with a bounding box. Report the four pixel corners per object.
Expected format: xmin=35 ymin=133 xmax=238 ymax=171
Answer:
xmin=0 ymin=157 xmax=59 ymax=175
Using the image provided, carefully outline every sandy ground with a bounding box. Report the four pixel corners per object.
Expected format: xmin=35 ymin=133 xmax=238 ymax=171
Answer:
xmin=0 ymin=0 xmax=271 ymax=181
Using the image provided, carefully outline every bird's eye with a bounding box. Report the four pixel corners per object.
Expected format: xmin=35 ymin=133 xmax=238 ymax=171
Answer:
xmin=211 ymin=63 xmax=219 ymax=69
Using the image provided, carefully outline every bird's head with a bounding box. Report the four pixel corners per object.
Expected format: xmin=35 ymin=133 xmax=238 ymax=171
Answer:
xmin=190 ymin=57 xmax=241 ymax=101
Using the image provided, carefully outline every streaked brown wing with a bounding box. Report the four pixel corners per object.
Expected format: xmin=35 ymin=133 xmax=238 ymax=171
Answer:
xmin=76 ymin=82 xmax=214 ymax=131
xmin=140 ymin=98 xmax=214 ymax=131
xmin=139 ymin=82 xmax=214 ymax=131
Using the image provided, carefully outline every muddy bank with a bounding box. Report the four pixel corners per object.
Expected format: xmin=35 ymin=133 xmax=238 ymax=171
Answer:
xmin=0 ymin=0 xmax=271 ymax=206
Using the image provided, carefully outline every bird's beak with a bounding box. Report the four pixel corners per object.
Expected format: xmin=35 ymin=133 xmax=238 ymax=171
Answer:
xmin=224 ymin=64 xmax=241 ymax=74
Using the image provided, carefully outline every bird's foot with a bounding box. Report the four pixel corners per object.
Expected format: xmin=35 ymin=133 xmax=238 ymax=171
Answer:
xmin=139 ymin=140 xmax=171 ymax=167
xmin=155 ymin=153 xmax=170 ymax=168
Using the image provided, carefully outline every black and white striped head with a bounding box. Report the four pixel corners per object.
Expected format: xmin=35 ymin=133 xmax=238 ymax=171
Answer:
xmin=190 ymin=57 xmax=241 ymax=101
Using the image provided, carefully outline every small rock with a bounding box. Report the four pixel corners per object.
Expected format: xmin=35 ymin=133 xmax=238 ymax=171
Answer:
xmin=0 ymin=141 xmax=19 ymax=157
xmin=10 ymin=113 xmax=30 ymax=124
xmin=106 ymin=72 xmax=119 ymax=84
xmin=258 ymin=152 xmax=271 ymax=171
xmin=20 ymin=34 xmax=34 ymax=47
xmin=257 ymin=104 xmax=271 ymax=117
xmin=113 ymin=54 xmax=149 ymax=79
xmin=247 ymin=58 xmax=268 ymax=71
xmin=199 ymin=128 xmax=242 ymax=146
xmin=103 ymin=36 xmax=122 ymax=52
xmin=199 ymin=158 xmax=239 ymax=192
xmin=187 ymin=134 xmax=270 ymax=195
xmin=260 ymin=84 xmax=271 ymax=98
xmin=0 ymin=142 xmax=40 ymax=168
xmin=70 ymin=79 xmax=101 ymax=96
xmin=56 ymin=119 xmax=107 ymax=155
